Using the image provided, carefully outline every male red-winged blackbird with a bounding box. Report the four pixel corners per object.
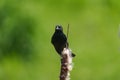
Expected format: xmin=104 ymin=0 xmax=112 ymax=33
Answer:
xmin=51 ymin=25 xmax=75 ymax=57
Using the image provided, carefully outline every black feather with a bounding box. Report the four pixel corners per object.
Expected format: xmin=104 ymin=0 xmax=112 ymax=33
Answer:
xmin=51 ymin=25 xmax=75 ymax=57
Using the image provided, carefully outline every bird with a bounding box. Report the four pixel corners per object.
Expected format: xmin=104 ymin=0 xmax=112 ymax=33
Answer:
xmin=51 ymin=25 xmax=75 ymax=57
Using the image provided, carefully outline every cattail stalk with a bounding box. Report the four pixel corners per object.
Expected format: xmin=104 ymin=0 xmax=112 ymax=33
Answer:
xmin=60 ymin=48 xmax=73 ymax=80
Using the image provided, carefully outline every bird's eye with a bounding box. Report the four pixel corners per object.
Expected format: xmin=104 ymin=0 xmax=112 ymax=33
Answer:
xmin=58 ymin=26 xmax=61 ymax=28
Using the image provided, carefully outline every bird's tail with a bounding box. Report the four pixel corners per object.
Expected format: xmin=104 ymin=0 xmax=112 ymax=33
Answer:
xmin=72 ymin=53 xmax=76 ymax=57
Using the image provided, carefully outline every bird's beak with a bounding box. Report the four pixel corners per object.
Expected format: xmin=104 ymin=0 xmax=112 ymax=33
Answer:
xmin=56 ymin=26 xmax=59 ymax=30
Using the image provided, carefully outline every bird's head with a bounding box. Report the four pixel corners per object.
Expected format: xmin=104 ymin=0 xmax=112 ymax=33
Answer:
xmin=55 ymin=25 xmax=63 ymax=32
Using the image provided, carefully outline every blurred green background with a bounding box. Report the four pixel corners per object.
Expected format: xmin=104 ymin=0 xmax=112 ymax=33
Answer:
xmin=0 ymin=0 xmax=120 ymax=80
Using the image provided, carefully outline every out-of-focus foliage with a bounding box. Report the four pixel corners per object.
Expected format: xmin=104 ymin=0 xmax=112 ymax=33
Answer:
xmin=0 ymin=1 xmax=36 ymax=59
xmin=0 ymin=0 xmax=120 ymax=80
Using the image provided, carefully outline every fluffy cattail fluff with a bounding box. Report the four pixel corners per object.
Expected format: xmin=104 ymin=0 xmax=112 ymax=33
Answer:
xmin=60 ymin=48 xmax=73 ymax=80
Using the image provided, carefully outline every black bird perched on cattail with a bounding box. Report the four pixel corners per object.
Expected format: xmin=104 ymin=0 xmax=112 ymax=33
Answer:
xmin=51 ymin=25 xmax=75 ymax=57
